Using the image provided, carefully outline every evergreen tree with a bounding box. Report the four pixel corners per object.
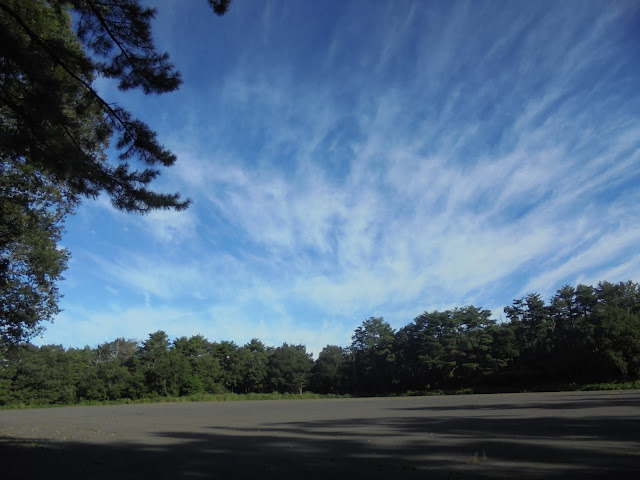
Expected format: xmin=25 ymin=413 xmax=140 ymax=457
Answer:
xmin=351 ymin=317 xmax=395 ymax=393
xmin=311 ymin=345 xmax=347 ymax=394
xmin=268 ymin=344 xmax=313 ymax=394
xmin=0 ymin=0 xmax=230 ymax=343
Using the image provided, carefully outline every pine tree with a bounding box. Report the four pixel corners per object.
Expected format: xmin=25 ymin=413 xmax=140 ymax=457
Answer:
xmin=0 ymin=0 xmax=230 ymax=343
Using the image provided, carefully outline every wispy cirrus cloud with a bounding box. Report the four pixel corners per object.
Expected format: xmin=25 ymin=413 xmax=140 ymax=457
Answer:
xmin=37 ymin=1 xmax=639 ymax=351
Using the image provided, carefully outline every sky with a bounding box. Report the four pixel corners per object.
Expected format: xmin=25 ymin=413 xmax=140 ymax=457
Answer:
xmin=35 ymin=0 xmax=640 ymax=355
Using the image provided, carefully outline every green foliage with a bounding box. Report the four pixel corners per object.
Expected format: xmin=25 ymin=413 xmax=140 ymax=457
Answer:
xmin=1 ymin=0 xmax=231 ymax=212
xmin=0 ymin=161 xmax=73 ymax=344
xmin=0 ymin=344 xmax=82 ymax=405
xmin=311 ymin=345 xmax=348 ymax=394
xmin=0 ymin=0 xmax=111 ymax=197
xmin=1 ymin=280 xmax=638 ymax=407
xmin=0 ymin=0 xmax=230 ymax=344
xmin=498 ymin=281 xmax=640 ymax=387
xmin=0 ymin=0 xmax=84 ymax=344
xmin=211 ymin=340 xmax=243 ymax=392
xmin=138 ymin=331 xmax=202 ymax=396
xmin=268 ymin=343 xmax=313 ymax=394
xmin=589 ymin=283 xmax=640 ymax=381
xmin=580 ymin=380 xmax=640 ymax=391
xmin=234 ymin=340 xmax=269 ymax=394
xmin=394 ymin=307 xmax=497 ymax=392
xmin=351 ymin=317 xmax=395 ymax=393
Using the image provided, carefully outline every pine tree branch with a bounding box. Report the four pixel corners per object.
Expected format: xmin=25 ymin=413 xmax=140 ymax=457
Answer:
xmin=0 ymin=1 xmax=162 ymax=166
xmin=83 ymin=0 xmax=180 ymax=94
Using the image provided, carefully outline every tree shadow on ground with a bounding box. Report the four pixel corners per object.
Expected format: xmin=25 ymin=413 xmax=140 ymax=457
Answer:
xmin=389 ymin=393 xmax=640 ymax=412
xmin=1 ymin=407 xmax=638 ymax=479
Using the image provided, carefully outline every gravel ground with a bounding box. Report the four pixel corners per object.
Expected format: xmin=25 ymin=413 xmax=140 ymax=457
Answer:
xmin=1 ymin=390 xmax=639 ymax=479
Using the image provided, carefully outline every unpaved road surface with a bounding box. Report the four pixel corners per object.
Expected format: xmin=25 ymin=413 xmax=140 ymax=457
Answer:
xmin=1 ymin=390 xmax=639 ymax=479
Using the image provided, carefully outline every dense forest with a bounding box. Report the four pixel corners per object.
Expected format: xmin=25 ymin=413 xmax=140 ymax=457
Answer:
xmin=1 ymin=280 xmax=639 ymax=406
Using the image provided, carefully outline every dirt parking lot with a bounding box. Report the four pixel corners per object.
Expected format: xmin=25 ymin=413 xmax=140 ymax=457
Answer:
xmin=1 ymin=390 xmax=638 ymax=479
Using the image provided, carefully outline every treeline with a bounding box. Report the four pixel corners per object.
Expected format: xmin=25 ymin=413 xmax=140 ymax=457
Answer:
xmin=1 ymin=281 xmax=639 ymax=406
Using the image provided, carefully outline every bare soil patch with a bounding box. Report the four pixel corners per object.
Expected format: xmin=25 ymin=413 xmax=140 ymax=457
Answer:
xmin=1 ymin=390 xmax=639 ymax=479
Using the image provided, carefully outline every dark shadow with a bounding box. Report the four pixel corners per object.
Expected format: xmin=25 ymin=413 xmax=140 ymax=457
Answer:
xmin=208 ymin=415 xmax=640 ymax=443
xmin=390 ymin=393 xmax=640 ymax=413
xmin=1 ymin=395 xmax=639 ymax=479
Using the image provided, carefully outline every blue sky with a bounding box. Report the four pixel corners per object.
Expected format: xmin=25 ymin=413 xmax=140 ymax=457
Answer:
xmin=36 ymin=0 xmax=640 ymax=355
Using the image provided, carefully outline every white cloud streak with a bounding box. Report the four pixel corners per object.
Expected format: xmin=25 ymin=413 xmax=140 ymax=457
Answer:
xmin=42 ymin=1 xmax=640 ymax=350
